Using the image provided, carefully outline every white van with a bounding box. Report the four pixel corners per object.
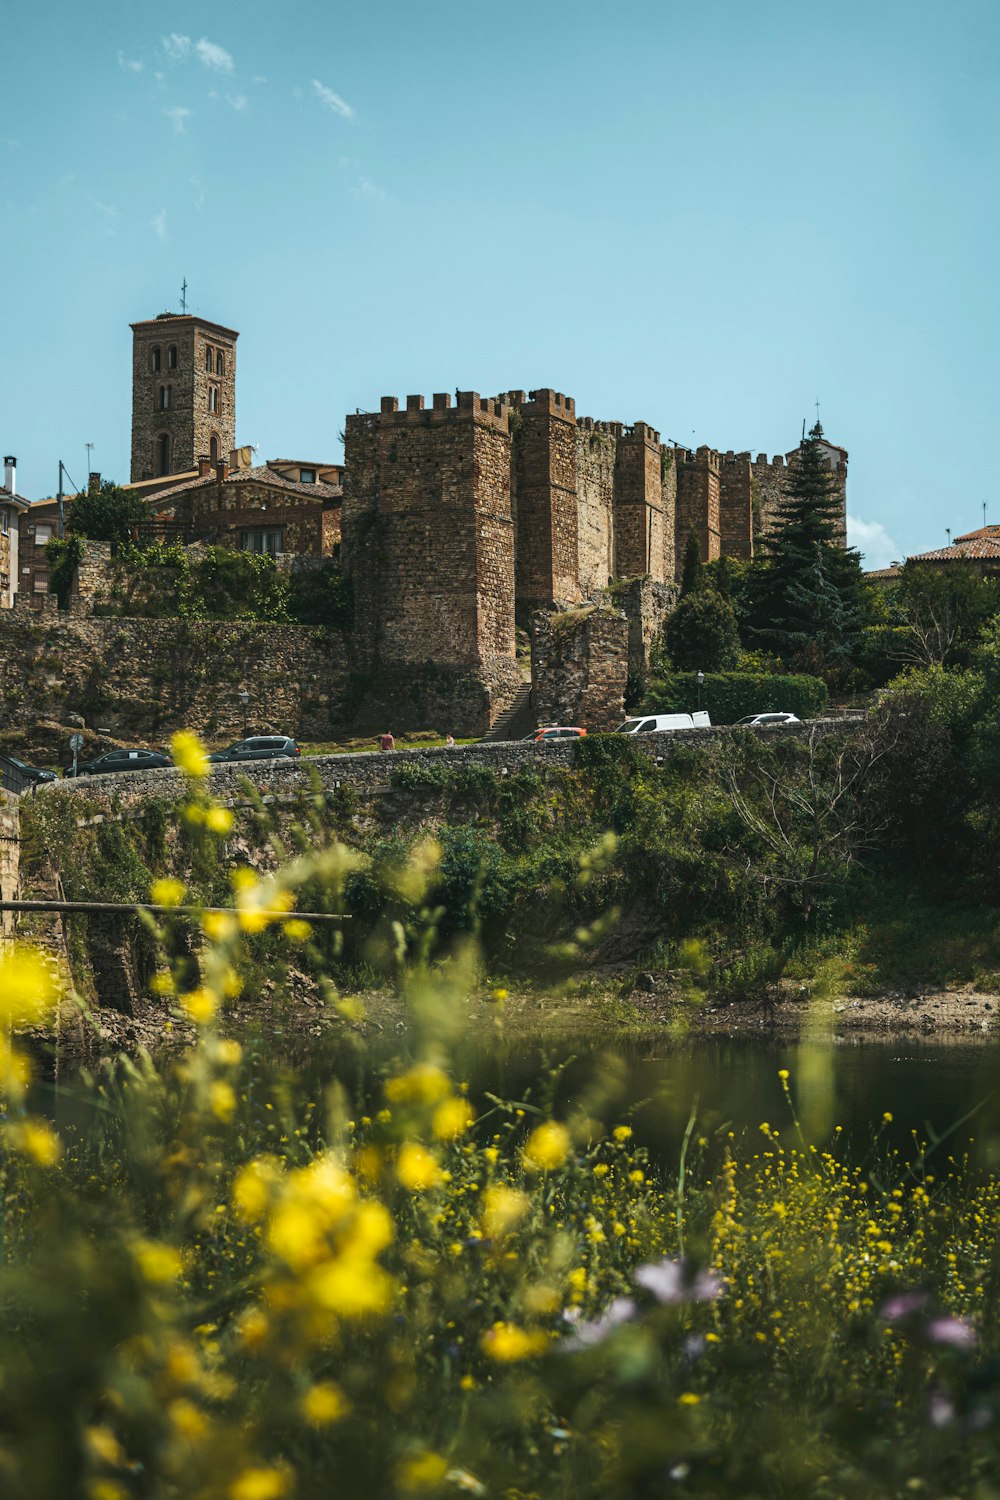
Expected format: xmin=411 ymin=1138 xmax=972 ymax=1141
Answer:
xmin=615 ymin=712 xmax=711 ymax=734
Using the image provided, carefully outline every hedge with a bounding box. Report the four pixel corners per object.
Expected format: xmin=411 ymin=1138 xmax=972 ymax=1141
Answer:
xmin=644 ymin=671 xmax=828 ymax=724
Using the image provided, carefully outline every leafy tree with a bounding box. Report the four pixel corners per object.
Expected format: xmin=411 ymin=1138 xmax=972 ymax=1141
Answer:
xmin=68 ymin=481 xmax=147 ymax=547
xmin=662 ymin=587 xmax=740 ymax=671
xmin=892 ymin=563 xmax=1000 ymax=669
xmin=744 ymin=423 xmax=864 ymax=676
xmin=679 ymin=530 xmax=703 ymax=596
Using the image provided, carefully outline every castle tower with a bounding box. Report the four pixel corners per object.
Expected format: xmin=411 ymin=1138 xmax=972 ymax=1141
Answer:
xmin=674 ymin=446 xmax=721 ymax=567
xmin=613 ymin=422 xmax=665 ymax=581
xmin=129 ymin=313 xmax=238 ymax=482
xmin=508 ymin=389 xmax=580 ymax=617
xmin=341 ymin=392 xmax=521 ymax=734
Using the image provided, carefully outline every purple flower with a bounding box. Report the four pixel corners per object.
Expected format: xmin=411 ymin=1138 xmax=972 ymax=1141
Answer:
xmin=634 ymin=1258 xmax=723 ymax=1305
xmin=929 ymin=1391 xmax=955 ymax=1429
xmin=562 ymin=1296 xmax=637 ymax=1350
xmin=880 ymin=1292 xmax=929 ymax=1322
xmin=927 ymin=1316 xmax=976 ymax=1350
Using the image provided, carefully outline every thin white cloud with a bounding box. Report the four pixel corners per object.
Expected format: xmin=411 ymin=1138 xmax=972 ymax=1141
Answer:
xmin=312 ymin=78 xmax=354 ymax=120
xmin=163 ymin=33 xmax=191 ymax=61
xmin=151 ymin=209 xmax=166 ymax=240
xmin=195 ymin=38 xmax=234 ymax=73
xmin=117 ymin=50 xmax=144 ymax=74
xmin=228 ymin=93 xmax=248 ymax=112
xmin=339 ymin=156 xmax=386 ymax=201
xmin=164 ymin=105 xmax=192 ymax=135
xmin=251 ymin=75 xmax=267 ymax=85
xmin=848 ymin=514 xmax=900 ymax=571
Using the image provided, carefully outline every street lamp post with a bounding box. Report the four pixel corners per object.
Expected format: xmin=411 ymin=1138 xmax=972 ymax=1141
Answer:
xmin=238 ymin=689 xmax=249 ymax=739
xmin=695 ymin=670 xmax=705 ymax=713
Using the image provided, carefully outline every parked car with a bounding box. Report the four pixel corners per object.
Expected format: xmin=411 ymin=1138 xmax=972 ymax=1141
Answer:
xmin=207 ymin=735 xmax=301 ymax=765
xmin=734 ymin=712 xmax=801 ymax=727
xmin=0 ymin=754 xmax=58 ymax=788
xmin=521 ymin=726 xmax=587 ymax=742
xmin=65 ymin=748 xmax=173 ymax=778
xmin=615 ymin=712 xmax=711 ymax=733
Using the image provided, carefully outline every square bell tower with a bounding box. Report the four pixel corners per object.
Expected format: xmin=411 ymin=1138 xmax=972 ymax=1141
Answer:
xmin=130 ymin=312 xmax=239 ymax=481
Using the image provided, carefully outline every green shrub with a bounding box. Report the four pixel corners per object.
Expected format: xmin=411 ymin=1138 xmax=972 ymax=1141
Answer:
xmin=645 ymin=671 xmax=828 ymax=723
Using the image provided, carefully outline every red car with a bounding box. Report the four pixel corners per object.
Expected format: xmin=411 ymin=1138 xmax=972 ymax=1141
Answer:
xmin=522 ymin=726 xmax=587 ymax=743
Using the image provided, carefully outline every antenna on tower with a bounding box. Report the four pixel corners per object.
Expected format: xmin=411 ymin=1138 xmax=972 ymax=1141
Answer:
xmin=85 ymin=442 xmax=94 ymax=481
xmin=801 ymin=417 xmax=806 ymax=442
xmin=180 ymin=277 xmax=188 ymax=313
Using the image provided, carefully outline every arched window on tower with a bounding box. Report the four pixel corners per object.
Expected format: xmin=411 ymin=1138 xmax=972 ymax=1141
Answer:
xmin=158 ymin=385 xmax=171 ymax=411
xmin=210 ymin=435 xmax=220 ymax=464
xmin=157 ymin=434 xmax=171 ymax=477
xmin=150 ymin=346 xmax=161 ymax=372
xmin=208 ymin=386 xmax=219 ymax=414
xmin=206 ymin=346 xmax=214 ymax=372
xmin=167 ymin=345 xmax=177 ymax=370
xmin=216 ymin=351 xmax=224 ymax=376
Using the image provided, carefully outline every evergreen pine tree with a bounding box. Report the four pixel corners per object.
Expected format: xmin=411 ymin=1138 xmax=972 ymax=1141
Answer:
xmin=679 ymin=530 xmax=703 ymax=597
xmin=745 ymin=422 xmax=863 ymax=673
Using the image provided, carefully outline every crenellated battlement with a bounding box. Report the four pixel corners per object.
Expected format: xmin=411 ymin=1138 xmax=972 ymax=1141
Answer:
xmin=523 ymin=388 xmax=576 ymax=421
xmin=753 ymin=452 xmax=786 ymax=468
xmin=375 ymin=392 xmax=510 ymax=431
xmin=675 ymin=444 xmax=721 ymax=474
xmin=622 ymin=421 xmax=660 ymax=446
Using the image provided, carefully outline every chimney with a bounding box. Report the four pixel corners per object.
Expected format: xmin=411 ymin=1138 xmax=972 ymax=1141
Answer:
xmin=3 ymin=457 xmax=15 ymax=496
xmin=198 ymin=455 xmax=213 ymax=477
xmin=215 ymin=458 xmax=229 ymax=482
xmin=88 ymin=472 xmax=101 ymax=493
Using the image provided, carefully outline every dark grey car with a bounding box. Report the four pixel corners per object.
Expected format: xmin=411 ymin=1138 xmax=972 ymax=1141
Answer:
xmin=66 ymin=748 xmax=173 ymax=779
xmin=207 ymin=736 xmax=301 ymax=765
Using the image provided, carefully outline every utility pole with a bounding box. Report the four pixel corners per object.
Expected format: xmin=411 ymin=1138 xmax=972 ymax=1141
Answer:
xmin=57 ymin=461 xmax=64 ymax=539
xmin=85 ymin=442 xmax=94 ymax=483
xmin=181 ymin=277 xmax=188 ymax=313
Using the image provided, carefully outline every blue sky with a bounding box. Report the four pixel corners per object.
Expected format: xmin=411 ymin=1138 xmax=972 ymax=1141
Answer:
xmin=3 ymin=0 xmax=998 ymax=567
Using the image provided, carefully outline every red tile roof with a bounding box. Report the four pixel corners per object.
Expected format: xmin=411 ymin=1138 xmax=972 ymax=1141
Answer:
xmin=147 ymin=464 xmax=343 ymax=508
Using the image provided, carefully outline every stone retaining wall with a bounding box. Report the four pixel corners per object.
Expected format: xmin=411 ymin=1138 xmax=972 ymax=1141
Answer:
xmin=36 ymin=717 xmax=863 ymax=811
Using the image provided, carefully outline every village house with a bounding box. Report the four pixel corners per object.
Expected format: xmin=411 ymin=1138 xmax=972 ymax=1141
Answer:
xmin=866 ymin=525 xmax=1000 ymax=587
xmin=0 ymin=457 xmax=32 ymax=609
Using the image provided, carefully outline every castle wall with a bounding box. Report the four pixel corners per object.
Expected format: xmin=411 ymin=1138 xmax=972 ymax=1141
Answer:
xmin=719 ymin=451 xmax=754 ymax=559
xmin=575 ymin=424 xmax=617 ymax=596
xmin=660 ymin=448 xmax=677 ymax=582
xmin=675 ymin=446 xmax=721 ymax=564
xmin=749 ymin=453 xmax=788 ymax=542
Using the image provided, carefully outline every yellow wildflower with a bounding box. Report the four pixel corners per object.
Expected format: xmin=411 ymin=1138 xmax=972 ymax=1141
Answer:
xmin=397 ymin=1143 xmax=443 ymax=1191
xmin=523 ymin=1121 xmax=571 ymax=1172
xmin=282 ymin=919 xmax=312 ymax=942
xmin=396 ymin=1450 xmax=449 ymax=1492
xmin=132 ymin=1240 xmax=182 ymax=1283
xmin=202 ymin=910 xmax=236 ymax=942
xmin=612 ymin=1125 xmax=632 ymax=1143
xmin=0 ymin=946 xmax=59 ymax=1027
xmin=16 ymin=1119 xmax=62 ymax=1167
xmin=385 ymin=1063 xmax=451 ymax=1106
xmin=300 ymin=1381 xmax=349 ymax=1426
xmin=150 ymin=877 xmax=186 ymax=908
xmin=481 ymin=1184 xmax=530 ymax=1239
xmin=432 ymin=1095 xmax=475 ymax=1140
xmin=169 ymin=1399 xmax=208 ymax=1440
xmin=481 ymin=1321 xmax=548 ymax=1362
xmin=180 ymin=987 xmax=218 ymax=1026
xmin=210 ymin=1081 xmax=237 ymax=1122
xmin=205 ymin=805 xmax=234 ymax=835
xmin=678 ymin=1392 xmax=701 ymax=1406
xmin=306 ymin=1257 xmax=394 ymax=1317
xmin=231 ymin=1157 xmax=282 ymax=1222
xmin=229 ymin=1467 xmax=290 ymax=1500
xmin=171 ymin=730 xmax=209 ymax=779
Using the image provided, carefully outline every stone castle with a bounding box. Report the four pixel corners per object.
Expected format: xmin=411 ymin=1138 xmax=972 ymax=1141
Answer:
xmin=42 ymin=311 xmax=850 ymax=735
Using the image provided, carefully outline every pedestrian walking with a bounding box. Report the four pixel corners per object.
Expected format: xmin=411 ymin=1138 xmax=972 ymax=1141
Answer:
xmin=380 ymin=730 xmax=395 ymax=752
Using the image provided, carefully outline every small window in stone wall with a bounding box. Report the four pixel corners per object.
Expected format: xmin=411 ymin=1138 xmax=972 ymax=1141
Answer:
xmin=159 ymin=385 xmax=171 ymax=411
xmin=216 ymin=351 xmax=224 ymax=376
xmin=210 ymin=435 xmax=220 ymax=463
xmin=34 ymin=524 xmax=52 ymax=546
xmin=208 ymin=386 xmax=219 ymax=413
xmin=300 ymin=468 xmax=316 ymax=483
xmin=167 ymin=345 xmax=177 ymax=369
xmin=206 ymin=345 xmax=214 ymax=371
xmin=33 ymin=577 xmax=48 ymax=593
xmin=239 ymin=526 xmax=283 ymax=557
xmin=157 ymin=434 xmax=171 ymax=476
xmin=151 ymin=346 xmax=161 ymax=372
xmin=1 ymin=511 xmax=7 ymax=536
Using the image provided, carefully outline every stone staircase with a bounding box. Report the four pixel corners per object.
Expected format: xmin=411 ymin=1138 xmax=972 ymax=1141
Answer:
xmin=483 ymin=682 xmax=534 ymax=743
